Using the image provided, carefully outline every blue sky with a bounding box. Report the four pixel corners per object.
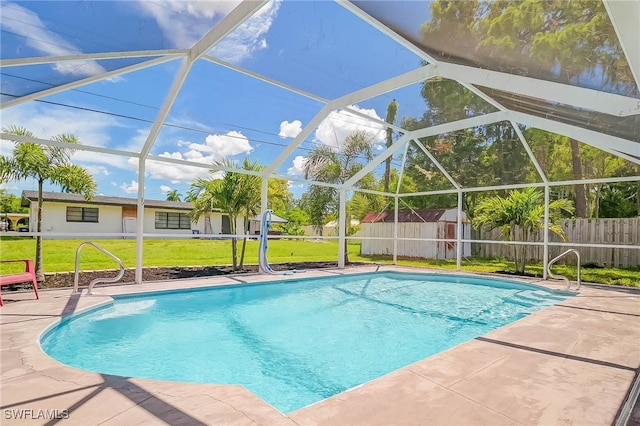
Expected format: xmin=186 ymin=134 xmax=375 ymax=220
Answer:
xmin=1 ymin=0 xmax=432 ymax=201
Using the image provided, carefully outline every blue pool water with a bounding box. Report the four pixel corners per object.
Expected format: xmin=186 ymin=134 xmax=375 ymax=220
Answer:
xmin=41 ymin=272 xmax=567 ymax=412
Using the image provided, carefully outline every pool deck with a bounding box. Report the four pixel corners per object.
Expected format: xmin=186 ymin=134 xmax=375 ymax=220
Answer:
xmin=1 ymin=265 xmax=639 ymax=425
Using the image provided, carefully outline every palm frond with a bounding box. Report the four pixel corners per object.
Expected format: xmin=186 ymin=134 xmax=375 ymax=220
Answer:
xmin=50 ymin=164 xmax=97 ymax=200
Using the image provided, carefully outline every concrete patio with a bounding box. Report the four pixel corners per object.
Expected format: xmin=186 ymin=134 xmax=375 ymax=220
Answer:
xmin=1 ymin=266 xmax=639 ymax=425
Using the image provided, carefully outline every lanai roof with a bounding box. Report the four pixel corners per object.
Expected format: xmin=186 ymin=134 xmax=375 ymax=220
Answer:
xmin=1 ymin=0 xmax=638 ymax=197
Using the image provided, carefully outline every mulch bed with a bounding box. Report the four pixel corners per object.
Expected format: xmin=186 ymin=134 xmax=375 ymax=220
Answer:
xmin=2 ymin=261 xmax=364 ymax=291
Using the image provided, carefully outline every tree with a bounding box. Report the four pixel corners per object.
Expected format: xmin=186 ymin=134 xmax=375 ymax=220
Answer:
xmin=419 ymin=1 xmax=637 ymax=218
xmin=236 ymin=159 xmax=262 ymax=270
xmin=303 ymin=130 xmax=375 ymax=262
xmin=598 ymin=181 xmax=638 ymax=218
xmin=299 ymin=186 xmax=335 ymax=235
xmin=188 ymin=159 xmax=268 ymax=271
xmin=473 ymin=187 xmax=574 ymax=274
xmin=473 ymin=0 xmax=636 ymax=217
xmin=0 ymin=126 xmax=97 ymax=281
xmin=524 ymin=128 xmax=637 ymax=218
xmin=0 ymin=190 xmax=28 ymax=214
xmin=165 ymin=189 xmax=181 ymax=202
xmin=383 ymin=99 xmax=398 ymax=193
xmin=267 ymin=177 xmax=294 ymax=218
xmin=188 ymin=160 xmax=244 ymax=270
xmin=348 ymin=169 xmax=418 ymax=221
xmin=277 ymin=207 xmax=309 ymax=236
xmin=0 ymin=190 xmax=29 ymax=231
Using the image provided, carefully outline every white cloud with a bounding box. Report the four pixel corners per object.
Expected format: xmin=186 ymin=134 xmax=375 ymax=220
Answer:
xmin=126 ymin=127 xmax=153 ymax=152
xmin=287 ymin=155 xmax=307 ymax=176
xmin=2 ymin=102 xmax=119 ymax=149
xmin=185 ymin=131 xmax=253 ymax=159
xmin=315 ymin=105 xmax=385 ymax=149
xmin=135 ymin=0 xmax=281 ymax=63
xmin=120 ymin=180 xmax=139 ymax=194
xmin=0 ymin=182 xmax=20 ymax=191
xmin=1 ymin=103 xmax=133 ymax=171
xmin=131 ymin=151 xmax=215 ymax=184
xmin=84 ymin=165 xmax=110 ymax=176
xmin=0 ymin=139 xmax=16 ymax=156
xmin=210 ymin=1 xmax=281 ymax=63
xmin=160 ymin=185 xmax=173 ymax=193
xmin=1 ymin=2 xmax=105 ymax=77
xmin=2 ymin=102 xmax=253 ymax=188
xmin=279 ymin=120 xmax=303 ymax=138
xmin=128 ymin=131 xmax=253 ymax=184
xmin=134 ymin=0 xmax=240 ymax=49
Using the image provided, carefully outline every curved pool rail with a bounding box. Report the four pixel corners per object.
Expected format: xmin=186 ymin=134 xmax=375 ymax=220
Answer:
xmin=73 ymin=241 xmax=126 ymax=294
xmin=547 ymin=248 xmax=581 ymax=291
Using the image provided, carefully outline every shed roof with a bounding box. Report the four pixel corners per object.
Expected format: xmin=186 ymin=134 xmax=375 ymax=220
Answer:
xmin=361 ymin=208 xmax=449 ymax=223
xmin=20 ymin=190 xmax=206 ymax=211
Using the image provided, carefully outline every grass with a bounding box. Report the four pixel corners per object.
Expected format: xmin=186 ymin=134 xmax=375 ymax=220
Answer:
xmin=0 ymin=237 xmax=356 ymax=271
xmin=349 ymin=254 xmax=640 ymax=287
xmin=1 ymin=237 xmax=638 ymax=287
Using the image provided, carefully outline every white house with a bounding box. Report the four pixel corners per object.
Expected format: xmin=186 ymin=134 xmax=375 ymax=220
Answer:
xmin=20 ymin=191 xmax=244 ymax=238
xmin=360 ymin=208 xmax=471 ymax=260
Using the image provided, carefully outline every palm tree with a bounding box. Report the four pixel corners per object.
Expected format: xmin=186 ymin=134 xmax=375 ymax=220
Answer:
xmin=236 ymin=158 xmax=262 ymax=269
xmin=473 ymin=187 xmax=574 ymax=274
xmin=165 ymin=189 xmax=181 ymax=202
xmin=383 ymin=99 xmax=398 ymax=193
xmin=303 ymin=130 xmax=375 ymax=262
xmin=0 ymin=126 xmax=97 ymax=281
xmin=188 ymin=159 xmax=258 ymax=270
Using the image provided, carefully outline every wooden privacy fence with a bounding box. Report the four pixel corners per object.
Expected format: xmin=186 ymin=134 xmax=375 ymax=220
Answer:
xmin=360 ymin=222 xmax=472 ymax=260
xmin=475 ymin=218 xmax=639 ymax=268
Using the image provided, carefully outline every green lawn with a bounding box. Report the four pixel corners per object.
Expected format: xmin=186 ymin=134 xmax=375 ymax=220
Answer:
xmin=0 ymin=237 xmax=357 ymax=272
xmin=1 ymin=237 xmax=638 ymax=287
xmin=351 ymin=254 xmax=640 ymax=287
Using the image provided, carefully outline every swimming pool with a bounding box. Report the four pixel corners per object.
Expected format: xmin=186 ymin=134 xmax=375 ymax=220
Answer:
xmin=41 ymin=271 xmax=568 ymax=413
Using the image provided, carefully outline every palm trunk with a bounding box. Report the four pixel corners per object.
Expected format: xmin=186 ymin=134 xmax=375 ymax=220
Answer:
xmin=230 ymin=215 xmax=238 ymax=270
xmin=519 ymin=227 xmax=527 ymax=274
xmin=570 ymin=138 xmax=588 ymax=218
xmin=35 ymin=179 xmax=45 ymax=282
xmin=231 ymin=238 xmax=238 ymax=270
xmin=239 ymin=211 xmax=248 ymax=269
xmin=594 ymin=184 xmax=602 ymax=219
xmin=510 ymin=231 xmax=517 ymax=272
xmin=384 ymin=156 xmax=391 ymax=193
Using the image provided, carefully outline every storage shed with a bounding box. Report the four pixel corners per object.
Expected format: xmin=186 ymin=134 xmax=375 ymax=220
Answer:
xmin=360 ymin=209 xmax=470 ymax=260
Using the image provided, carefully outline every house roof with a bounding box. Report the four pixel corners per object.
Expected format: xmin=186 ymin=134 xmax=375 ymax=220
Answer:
xmin=20 ymin=191 xmax=202 ymax=211
xmin=361 ymin=209 xmax=449 ymax=223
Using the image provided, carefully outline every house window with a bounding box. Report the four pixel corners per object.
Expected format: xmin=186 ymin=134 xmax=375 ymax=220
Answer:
xmin=66 ymin=207 xmax=99 ymax=223
xmin=155 ymin=212 xmax=191 ymax=230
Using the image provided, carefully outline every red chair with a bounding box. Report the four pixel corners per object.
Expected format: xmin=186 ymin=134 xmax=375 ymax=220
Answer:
xmin=0 ymin=260 xmax=39 ymax=307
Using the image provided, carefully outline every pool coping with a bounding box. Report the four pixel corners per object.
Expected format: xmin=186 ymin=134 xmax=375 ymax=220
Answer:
xmin=2 ymin=265 xmax=639 ymax=425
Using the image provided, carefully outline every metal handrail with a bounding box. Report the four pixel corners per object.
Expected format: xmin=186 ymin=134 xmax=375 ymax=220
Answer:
xmin=547 ymin=249 xmax=581 ymax=291
xmin=73 ymin=241 xmax=125 ymax=294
